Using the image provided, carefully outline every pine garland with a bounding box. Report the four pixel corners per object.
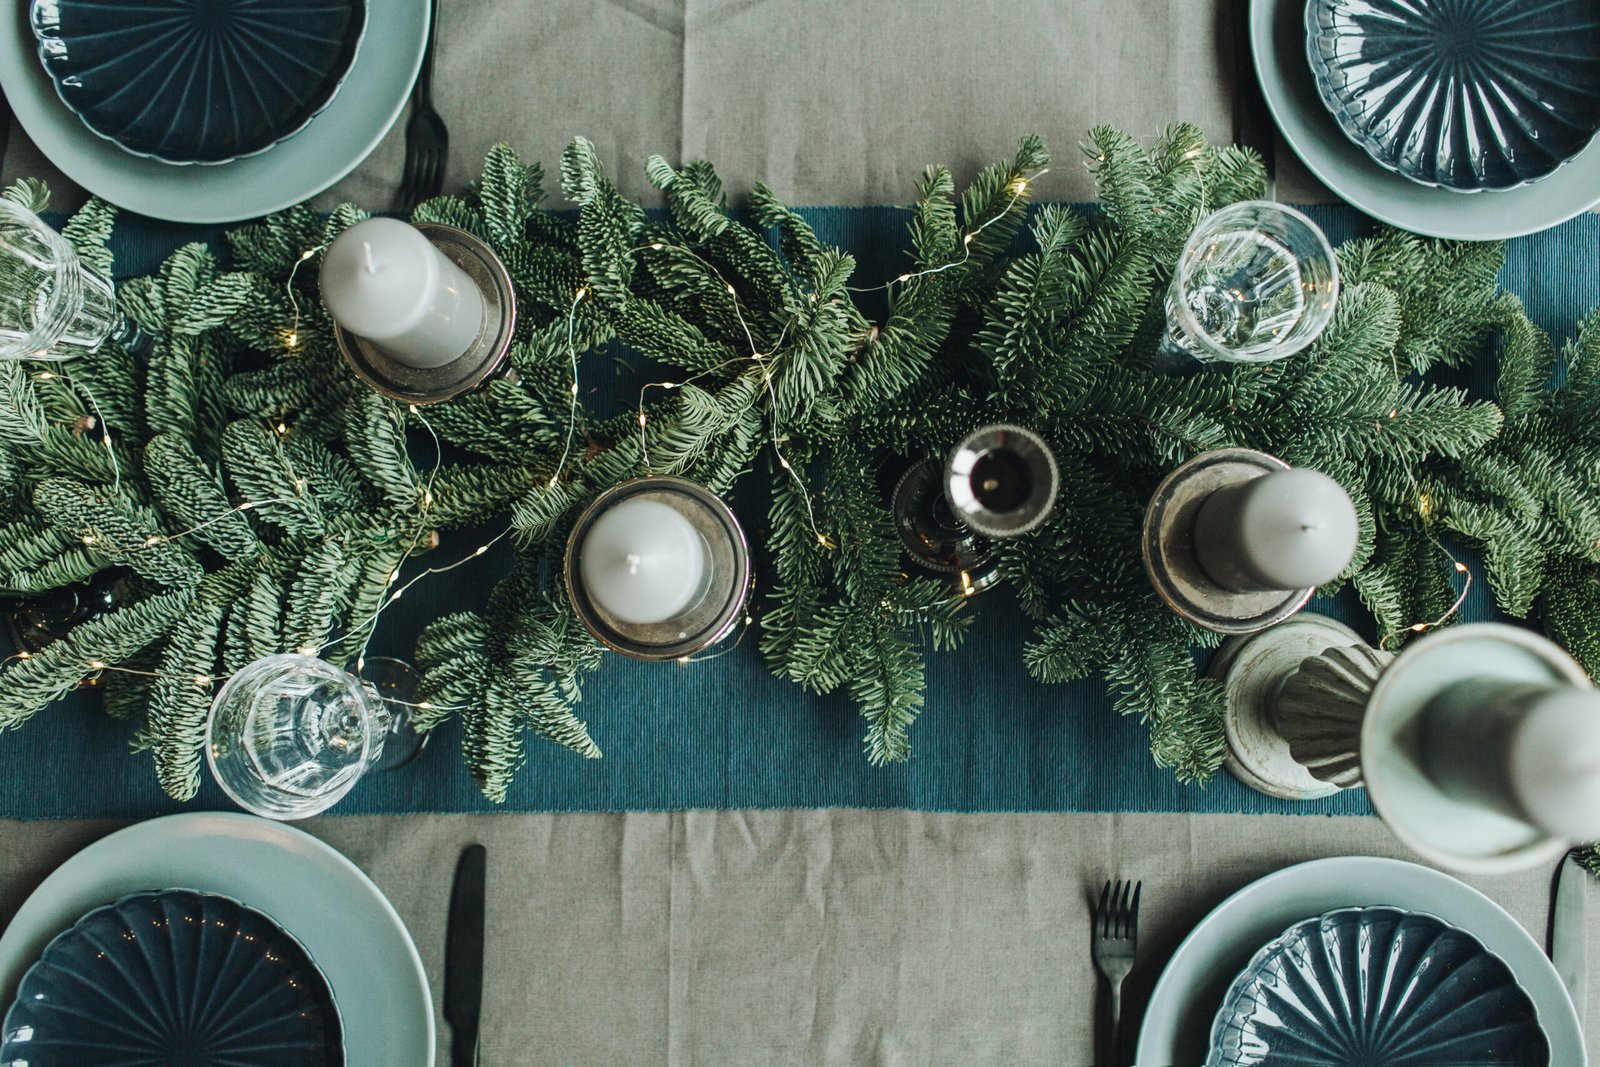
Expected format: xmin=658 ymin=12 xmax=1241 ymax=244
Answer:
xmin=0 ymin=129 xmax=1597 ymax=809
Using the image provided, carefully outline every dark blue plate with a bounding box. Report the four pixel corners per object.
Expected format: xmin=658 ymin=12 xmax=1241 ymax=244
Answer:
xmin=1 ymin=889 xmax=343 ymax=1066
xmin=1208 ymin=906 xmax=1548 ymax=1066
xmin=1308 ymin=0 xmax=1600 ymax=191
xmin=29 ymin=0 xmax=367 ymax=165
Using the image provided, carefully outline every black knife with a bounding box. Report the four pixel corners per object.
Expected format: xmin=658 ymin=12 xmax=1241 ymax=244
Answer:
xmin=1231 ymin=0 xmax=1277 ymax=195
xmin=445 ymin=844 xmax=487 ymax=1067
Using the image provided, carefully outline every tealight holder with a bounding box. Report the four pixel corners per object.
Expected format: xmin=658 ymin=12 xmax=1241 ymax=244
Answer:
xmin=332 ymin=223 xmax=516 ymax=405
xmin=1142 ymin=448 xmax=1315 ymax=634
xmin=564 ymin=476 xmax=751 ymax=660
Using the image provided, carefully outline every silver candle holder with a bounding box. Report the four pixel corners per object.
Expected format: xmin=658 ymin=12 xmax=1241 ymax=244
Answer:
xmin=893 ymin=424 xmax=1059 ymax=593
xmin=1142 ymin=448 xmax=1318 ymax=634
xmin=564 ymin=476 xmax=751 ymax=661
xmin=332 ymin=223 xmax=517 ymax=406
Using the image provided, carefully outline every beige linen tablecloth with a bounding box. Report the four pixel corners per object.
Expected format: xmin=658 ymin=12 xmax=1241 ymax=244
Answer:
xmin=0 ymin=2 xmax=1587 ymax=1066
xmin=5 ymin=812 xmax=1590 ymax=1066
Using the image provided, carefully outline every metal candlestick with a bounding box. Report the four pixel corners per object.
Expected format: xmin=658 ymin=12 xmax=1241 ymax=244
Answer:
xmin=892 ymin=458 xmax=1001 ymax=594
xmin=944 ymin=423 xmax=1059 ymax=538
xmin=333 ymin=223 xmax=517 ymax=405
xmin=565 ymin=476 xmax=751 ymax=661
xmin=1141 ymin=448 xmax=1315 ymax=634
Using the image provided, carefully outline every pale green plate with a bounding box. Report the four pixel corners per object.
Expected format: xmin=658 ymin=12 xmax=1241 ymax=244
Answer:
xmin=0 ymin=0 xmax=425 ymax=223
xmin=0 ymin=813 xmax=434 ymax=1067
xmin=1252 ymin=0 xmax=1600 ymax=239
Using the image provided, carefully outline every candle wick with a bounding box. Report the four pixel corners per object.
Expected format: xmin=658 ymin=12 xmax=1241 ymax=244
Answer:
xmin=361 ymin=241 xmax=377 ymax=274
xmin=625 ymin=552 xmax=642 ymax=575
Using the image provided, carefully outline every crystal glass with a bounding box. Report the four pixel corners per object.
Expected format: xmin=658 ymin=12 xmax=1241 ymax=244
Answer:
xmin=359 ymin=655 xmax=432 ymax=772
xmin=1164 ymin=202 xmax=1339 ymax=363
xmin=0 ymin=199 xmax=141 ymax=361
xmin=206 ymin=653 xmax=388 ymax=821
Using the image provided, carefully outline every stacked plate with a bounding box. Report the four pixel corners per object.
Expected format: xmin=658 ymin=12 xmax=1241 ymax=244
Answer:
xmin=0 ymin=0 xmax=429 ymax=222
xmin=1137 ymin=858 xmax=1583 ymax=1066
xmin=1253 ymin=0 xmax=1600 ymax=238
xmin=0 ymin=814 xmax=434 ymax=1067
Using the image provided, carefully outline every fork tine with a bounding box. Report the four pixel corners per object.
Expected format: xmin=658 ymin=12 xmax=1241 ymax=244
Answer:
xmin=1097 ymin=880 xmax=1111 ymax=939
xmin=1118 ymin=880 xmax=1132 ymax=939
xmin=1129 ymin=881 xmax=1142 ymax=941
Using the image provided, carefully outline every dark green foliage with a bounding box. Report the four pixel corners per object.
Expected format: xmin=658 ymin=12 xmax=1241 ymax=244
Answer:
xmin=6 ymin=129 xmax=1600 ymax=806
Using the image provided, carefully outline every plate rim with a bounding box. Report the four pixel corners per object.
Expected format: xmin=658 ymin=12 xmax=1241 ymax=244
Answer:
xmin=0 ymin=812 xmax=435 ymax=1067
xmin=2 ymin=886 xmax=346 ymax=1062
xmin=1134 ymin=855 xmax=1584 ymax=1066
xmin=1250 ymin=0 xmax=1600 ymax=239
xmin=0 ymin=0 xmax=426 ymax=223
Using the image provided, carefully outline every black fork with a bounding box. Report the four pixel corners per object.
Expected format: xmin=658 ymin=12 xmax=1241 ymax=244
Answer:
xmin=398 ymin=0 xmax=448 ymax=212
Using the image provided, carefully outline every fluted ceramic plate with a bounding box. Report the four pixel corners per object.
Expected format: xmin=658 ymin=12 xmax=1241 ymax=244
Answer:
xmin=2 ymin=890 xmax=343 ymax=1066
xmin=1307 ymin=0 xmax=1600 ymax=191
xmin=31 ymin=0 xmax=367 ymax=165
xmin=1251 ymin=0 xmax=1600 ymax=238
xmin=1208 ymin=906 xmax=1547 ymax=1065
xmin=0 ymin=0 xmax=425 ymax=222
xmin=0 ymin=814 xmax=433 ymax=1067
xmin=1136 ymin=858 xmax=1583 ymax=1066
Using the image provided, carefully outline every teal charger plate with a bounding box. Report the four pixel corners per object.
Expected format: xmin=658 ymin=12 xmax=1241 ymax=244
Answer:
xmin=1307 ymin=0 xmax=1600 ymax=192
xmin=1208 ymin=906 xmax=1548 ymax=1066
xmin=1 ymin=889 xmax=343 ymax=1066
xmin=30 ymin=0 xmax=368 ymax=165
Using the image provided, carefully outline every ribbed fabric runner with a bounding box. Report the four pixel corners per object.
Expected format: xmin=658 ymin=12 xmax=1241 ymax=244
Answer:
xmin=1 ymin=204 xmax=1595 ymax=819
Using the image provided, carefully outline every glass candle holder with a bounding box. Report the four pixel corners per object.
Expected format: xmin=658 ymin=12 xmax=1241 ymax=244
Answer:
xmin=0 ymin=199 xmax=142 ymax=360
xmin=206 ymin=653 xmax=389 ymax=820
xmin=1164 ymin=201 xmax=1339 ymax=363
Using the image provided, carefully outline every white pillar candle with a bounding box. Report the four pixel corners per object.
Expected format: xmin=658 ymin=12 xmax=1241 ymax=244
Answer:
xmin=1422 ymin=684 xmax=1600 ymax=841
xmin=579 ymin=498 xmax=709 ymax=625
xmin=1193 ymin=468 xmax=1358 ymax=592
xmin=318 ymin=218 xmax=484 ymax=369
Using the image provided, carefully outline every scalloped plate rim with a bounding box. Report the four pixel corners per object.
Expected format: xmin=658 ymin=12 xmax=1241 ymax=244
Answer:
xmin=27 ymin=0 xmax=370 ymax=167
xmin=2 ymin=886 xmax=346 ymax=1065
xmin=1205 ymin=904 xmax=1549 ymax=1065
xmin=1303 ymin=0 xmax=1600 ymax=194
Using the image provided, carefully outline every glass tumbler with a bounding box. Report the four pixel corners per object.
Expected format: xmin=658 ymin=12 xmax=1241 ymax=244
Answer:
xmin=1163 ymin=201 xmax=1340 ymax=363
xmin=206 ymin=653 xmax=390 ymax=820
xmin=0 ymin=199 xmax=140 ymax=361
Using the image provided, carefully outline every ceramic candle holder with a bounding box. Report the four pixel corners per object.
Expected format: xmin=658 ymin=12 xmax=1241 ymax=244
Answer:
xmin=1142 ymin=448 xmax=1320 ymax=633
xmin=564 ymin=477 xmax=751 ymax=660
xmin=1212 ymin=618 xmax=1598 ymax=874
xmin=331 ymin=223 xmax=516 ymax=405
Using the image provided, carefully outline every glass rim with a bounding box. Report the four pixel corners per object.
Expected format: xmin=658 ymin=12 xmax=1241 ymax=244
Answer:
xmin=1170 ymin=199 xmax=1342 ymax=362
xmin=204 ymin=651 xmax=379 ymax=820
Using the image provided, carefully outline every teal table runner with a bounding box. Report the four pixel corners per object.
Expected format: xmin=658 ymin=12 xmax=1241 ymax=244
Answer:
xmin=1 ymin=204 xmax=1594 ymax=820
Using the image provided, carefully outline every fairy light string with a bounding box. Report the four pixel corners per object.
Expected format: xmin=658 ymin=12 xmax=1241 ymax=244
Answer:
xmin=33 ymin=368 xmax=121 ymax=494
xmin=624 ymin=240 xmax=831 ymax=548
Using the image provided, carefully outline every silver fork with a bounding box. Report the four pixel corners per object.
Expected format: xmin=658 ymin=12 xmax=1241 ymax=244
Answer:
xmin=398 ymin=0 xmax=448 ymax=212
xmin=1092 ymin=879 xmax=1141 ymax=1067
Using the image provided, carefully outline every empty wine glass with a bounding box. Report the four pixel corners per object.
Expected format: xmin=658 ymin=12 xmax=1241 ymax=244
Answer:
xmin=1163 ymin=201 xmax=1339 ymax=363
xmin=206 ymin=653 xmax=389 ymax=820
xmin=359 ymin=655 xmax=433 ymax=772
xmin=0 ymin=199 xmax=143 ymax=361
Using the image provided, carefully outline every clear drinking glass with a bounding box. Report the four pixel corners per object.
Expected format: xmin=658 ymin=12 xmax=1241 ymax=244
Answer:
xmin=0 ymin=199 xmax=141 ymax=361
xmin=206 ymin=653 xmax=389 ymax=820
xmin=1163 ymin=201 xmax=1339 ymax=363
